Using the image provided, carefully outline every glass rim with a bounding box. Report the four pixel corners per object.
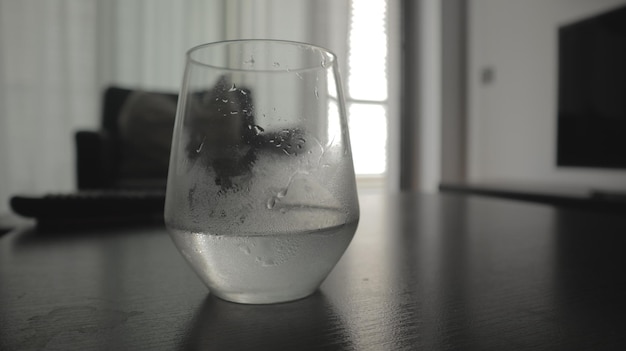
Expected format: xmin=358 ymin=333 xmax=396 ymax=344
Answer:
xmin=185 ymin=39 xmax=337 ymax=73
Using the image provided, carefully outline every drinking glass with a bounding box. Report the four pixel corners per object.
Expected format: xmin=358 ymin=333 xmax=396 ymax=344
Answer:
xmin=164 ymin=40 xmax=359 ymax=304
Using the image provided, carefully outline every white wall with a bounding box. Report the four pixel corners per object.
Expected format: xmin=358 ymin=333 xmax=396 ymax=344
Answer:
xmin=467 ymin=0 xmax=626 ymax=191
xmin=399 ymin=0 xmax=441 ymax=193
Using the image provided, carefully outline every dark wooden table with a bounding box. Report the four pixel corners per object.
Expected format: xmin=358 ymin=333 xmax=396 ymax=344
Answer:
xmin=2 ymin=192 xmax=626 ymax=350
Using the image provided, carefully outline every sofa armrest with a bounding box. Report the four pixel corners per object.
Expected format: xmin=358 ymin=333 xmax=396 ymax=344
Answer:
xmin=75 ymin=130 xmax=116 ymax=190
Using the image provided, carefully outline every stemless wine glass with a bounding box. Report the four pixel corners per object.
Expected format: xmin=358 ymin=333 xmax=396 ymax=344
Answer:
xmin=164 ymin=40 xmax=359 ymax=304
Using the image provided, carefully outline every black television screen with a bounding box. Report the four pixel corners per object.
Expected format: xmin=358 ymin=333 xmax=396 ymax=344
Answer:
xmin=557 ymin=5 xmax=626 ymax=169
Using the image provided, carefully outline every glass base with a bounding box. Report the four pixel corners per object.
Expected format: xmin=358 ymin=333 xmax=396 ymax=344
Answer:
xmin=210 ymin=288 xmax=318 ymax=304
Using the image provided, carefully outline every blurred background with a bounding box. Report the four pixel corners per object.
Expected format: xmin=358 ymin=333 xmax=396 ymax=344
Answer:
xmin=2 ymin=0 xmax=626 ymax=214
xmin=0 ymin=0 xmax=397 ymax=214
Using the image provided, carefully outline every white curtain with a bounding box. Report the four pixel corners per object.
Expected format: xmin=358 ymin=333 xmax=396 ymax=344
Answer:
xmin=0 ymin=0 xmax=396 ymax=214
xmin=95 ymin=0 xmax=350 ymax=91
xmin=0 ymin=0 xmax=100 ymax=214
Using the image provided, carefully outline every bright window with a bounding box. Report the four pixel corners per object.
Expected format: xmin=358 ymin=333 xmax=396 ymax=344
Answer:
xmin=347 ymin=0 xmax=388 ymax=176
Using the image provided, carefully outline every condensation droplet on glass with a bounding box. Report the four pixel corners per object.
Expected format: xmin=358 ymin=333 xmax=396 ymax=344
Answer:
xmin=277 ymin=188 xmax=287 ymax=198
xmin=282 ymin=149 xmax=290 ymax=156
xmin=295 ymin=72 xmax=303 ymax=80
xmin=195 ymin=136 xmax=205 ymax=153
xmin=252 ymin=125 xmax=264 ymax=135
xmin=229 ymin=83 xmax=237 ymax=92
xmin=221 ymin=98 xmax=228 ymax=103
xmin=244 ymin=55 xmax=255 ymax=65
xmin=240 ymin=89 xmax=247 ymax=95
xmin=273 ymin=62 xmax=280 ymax=67
xmin=258 ymin=257 xmax=276 ymax=267
xmin=314 ymin=86 xmax=319 ymax=99
xmin=239 ymin=245 xmax=251 ymax=255
xmin=266 ymin=197 xmax=276 ymax=209
xmin=230 ymin=111 xmax=238 ymax=115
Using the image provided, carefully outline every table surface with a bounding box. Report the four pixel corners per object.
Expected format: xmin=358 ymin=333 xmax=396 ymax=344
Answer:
xmin=1 ymin=192 xmax=626 ymax=350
